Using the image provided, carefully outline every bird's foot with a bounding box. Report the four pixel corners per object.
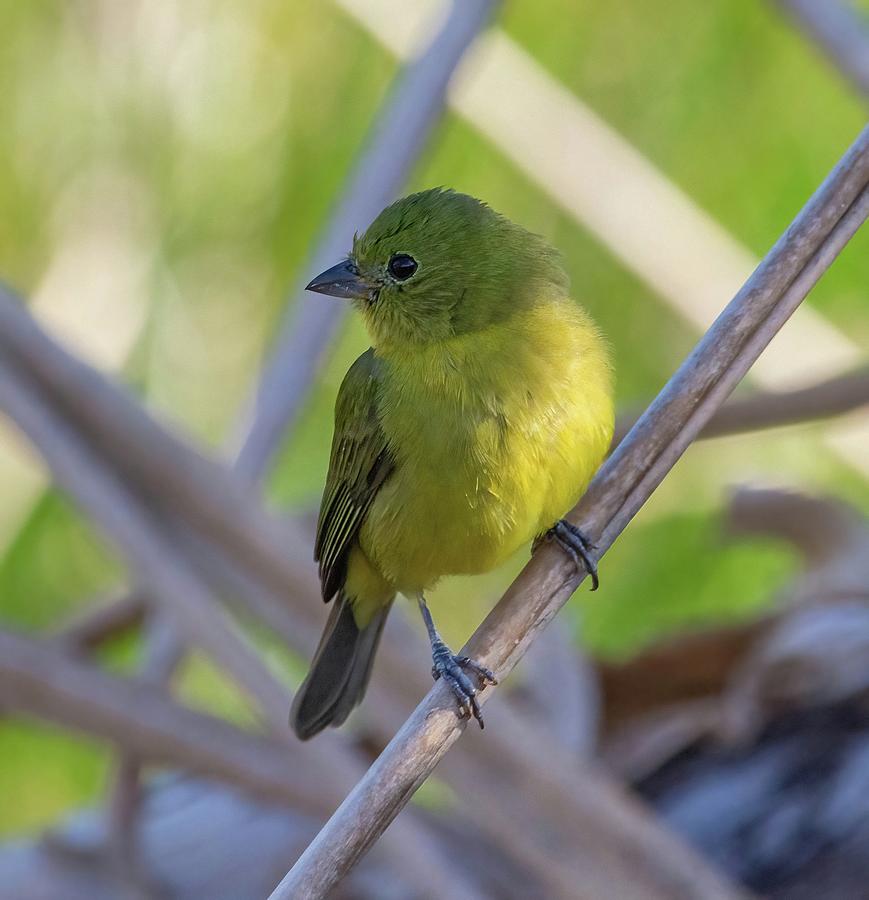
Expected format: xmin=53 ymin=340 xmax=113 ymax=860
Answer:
xmin=430 ymin=640 xmax=498 ymax=729
xmin=538 ymin=519 xmax=600 ymax=591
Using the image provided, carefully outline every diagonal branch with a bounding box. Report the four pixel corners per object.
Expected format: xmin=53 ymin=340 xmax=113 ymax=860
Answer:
xmin=0 ymin=290 xmax=307 ymax=602
xmin=613 ymin=364 xmax=869 ymax=446
xmin=775 ymin=0 xmax=869 ymax=98
xmin=105 ymin=612 xmax=186 ymax=872
xmin=55 ymin=591 xmax=148 ymax=652
xmin=270 ymin=125 xmax=869 ymax=899
xmin=0 ymin=628 xmax=325 ymax=814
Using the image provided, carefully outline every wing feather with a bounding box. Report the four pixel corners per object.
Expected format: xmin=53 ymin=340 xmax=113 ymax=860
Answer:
xmin=315 ymin=349 xmax=393 ymax=602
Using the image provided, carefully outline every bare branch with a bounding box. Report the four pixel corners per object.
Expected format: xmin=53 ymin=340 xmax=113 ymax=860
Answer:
xmin=776 ymin=0 xmax=869 ymax=98
xmin=55 ymin=592 xmax=147 ymax=652
xmin=270 ymin=126 xmax=869 ymax=900
xmin=613 ymin=365 xmax=869 ymax=446
xmin=106 ymin=612 xmax=185 ymax=871
xmin=233 ymin=0 xmax=499 ymax=479
xmin=0 ymin=354 xmax=295 ymax=723
xmin=0 ymin=290 xmax=314 ymax=607
xmin=726 ymin=485 xmax=869 ymax=564
xmin=0 ymin=628 xmax=325 ymax=813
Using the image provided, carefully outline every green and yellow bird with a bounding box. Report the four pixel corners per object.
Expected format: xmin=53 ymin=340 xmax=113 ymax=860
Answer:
xmin=291 ymin=188 xmax=614 ymax=739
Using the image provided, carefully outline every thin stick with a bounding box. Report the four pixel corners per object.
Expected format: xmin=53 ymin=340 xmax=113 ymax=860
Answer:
xmin=0 ymin=628 xmax=325 ymax=813
xmin=270 ymin=126 xmax=869 ymax=900
xmin=55 ymin=592 xmax=148 ymax=651
xmin=106 ymin=613 xmax=185 ymax=870
xmin=776 ymin=0 xmax=869 ymax=98
xmin=613 ymin=365 xmax=869 ymax=446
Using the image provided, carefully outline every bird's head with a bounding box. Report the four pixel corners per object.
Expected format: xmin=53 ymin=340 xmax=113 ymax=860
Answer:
xmin=306 ymin=188 xmax=568 ymax=352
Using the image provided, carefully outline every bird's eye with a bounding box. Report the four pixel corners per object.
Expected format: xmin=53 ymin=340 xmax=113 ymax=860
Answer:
xmin=388 ymin=253 xmax=418 ymax=281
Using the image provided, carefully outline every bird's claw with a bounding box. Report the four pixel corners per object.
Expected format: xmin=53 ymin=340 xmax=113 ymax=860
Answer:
xmin=542 ymin=519 xmax=600 ymax=591
xmin=431 ymin=641 xmax=497 ymax=729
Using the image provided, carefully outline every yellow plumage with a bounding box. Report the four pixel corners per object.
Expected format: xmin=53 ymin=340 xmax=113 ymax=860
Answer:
xmin=292 ymin=188 xmax=614 ymax=739
xmin=349 ymin=299 xmax=613 ymax=622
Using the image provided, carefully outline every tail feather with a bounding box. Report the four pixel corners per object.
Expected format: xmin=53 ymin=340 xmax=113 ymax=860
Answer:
xmin=290 ymin=594 xmax=391 ymax=740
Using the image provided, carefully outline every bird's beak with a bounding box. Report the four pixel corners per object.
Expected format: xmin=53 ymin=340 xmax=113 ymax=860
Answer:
xmin=305 ymin=259 xmax=373 ymax=300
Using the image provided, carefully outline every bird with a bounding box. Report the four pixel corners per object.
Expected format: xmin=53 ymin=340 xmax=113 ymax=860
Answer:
xmin=291 ymin=188 xmax=614 ymax=740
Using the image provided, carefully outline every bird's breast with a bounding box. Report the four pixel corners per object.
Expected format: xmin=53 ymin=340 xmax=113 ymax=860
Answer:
xmin=360 ymin=302 xmax=614 ymax=594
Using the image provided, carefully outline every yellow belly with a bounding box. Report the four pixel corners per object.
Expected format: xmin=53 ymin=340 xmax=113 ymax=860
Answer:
xmin=355 ymin=299 xmax=614 ymax=597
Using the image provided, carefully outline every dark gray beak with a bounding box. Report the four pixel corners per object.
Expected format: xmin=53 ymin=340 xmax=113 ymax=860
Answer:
xmin=306 ymin=259 xmax=373 ymax=300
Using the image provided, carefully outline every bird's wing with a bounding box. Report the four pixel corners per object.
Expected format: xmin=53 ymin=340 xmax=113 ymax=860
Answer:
xmin=315 ymin=348 xmax=393 ymax=602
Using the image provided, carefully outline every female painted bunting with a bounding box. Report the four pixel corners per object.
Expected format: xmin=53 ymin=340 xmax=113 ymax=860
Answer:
xmin=291 ymin=188 xmax=614 ymax=739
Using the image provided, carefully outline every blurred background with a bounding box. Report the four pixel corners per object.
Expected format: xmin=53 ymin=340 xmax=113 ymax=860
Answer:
xmin=1 ymin=0 xmax=868 ymax=897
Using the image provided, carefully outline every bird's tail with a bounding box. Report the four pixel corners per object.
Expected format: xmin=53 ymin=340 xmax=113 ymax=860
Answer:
xmin=290 ymin=593 xmax=392 ymax=740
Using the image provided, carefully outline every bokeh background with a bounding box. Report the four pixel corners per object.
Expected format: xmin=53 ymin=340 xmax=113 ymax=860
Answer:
xmin=0 ymin=0 xmax=867 ymax=866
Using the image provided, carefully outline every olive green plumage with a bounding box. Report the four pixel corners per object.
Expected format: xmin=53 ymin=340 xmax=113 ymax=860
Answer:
xmin=291 ymin=188 xmax=614 ymax=739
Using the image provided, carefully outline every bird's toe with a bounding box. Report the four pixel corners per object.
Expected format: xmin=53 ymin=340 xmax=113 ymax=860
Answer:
xmin=544 ymin=519 xmax=600 ymax=590
xmin=431 ymin=644 xmax=496 ymax=729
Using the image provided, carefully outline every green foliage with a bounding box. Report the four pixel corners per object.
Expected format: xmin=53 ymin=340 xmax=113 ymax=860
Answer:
xmin=501 ymin=0 xmax=869 ymax=339
xmin=0 ymin=492 xmax=122 ymax=631
xmin=578 ymin=509 xmax=794 ymax=657
xmin=0 ymin=721 xmax=109 ymax=839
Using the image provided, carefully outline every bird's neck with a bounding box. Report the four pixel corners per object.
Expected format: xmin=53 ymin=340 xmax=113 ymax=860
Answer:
xmin=373 ymin=301 xmax=579 ymax=410
xmin=374 ymin=326 xmax=511 ymax=404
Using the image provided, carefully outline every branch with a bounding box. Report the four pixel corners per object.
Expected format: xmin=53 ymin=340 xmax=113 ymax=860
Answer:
xmin=0 ymin=290 xmax=312 ymax=606
xmin=613 ymin=364 xmax=869 ymax=446
xmin=776 ymin=0 xmax=869 ymax=98
xmin=233 ymin=0 xmax=499 ymax=479
xmin=105 ymin=612 xmax=185 ymax=871
xmin=0 ymin=628 xmax=325 ymax=813
xmin=55 ymin=591 xmax=147 ymax=652
xmin=270 ymin=126 xmax=869 ymax=899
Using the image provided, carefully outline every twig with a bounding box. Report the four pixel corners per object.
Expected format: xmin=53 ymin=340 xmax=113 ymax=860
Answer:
xmin=55 ymin=591 xmax=148 ymax=652
xmin=0 ymin=627 xmax=325 ymax=813
xmin=0 ymin=290 xmax=310 ymax=606
xmin=726 ymin=485 xmax=868 ymax=565
xmin=0 ymin=354 xmax=296 ymax=723
xmin=613 ymin=365 xmax=869 ymax=446
xmin=776 ymin=0 xmax=869 ymax=98
xmin=270 ymin=126 xmax=869 ymax=900
xmin=106 ymin=613 xmax=185 ymax=874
